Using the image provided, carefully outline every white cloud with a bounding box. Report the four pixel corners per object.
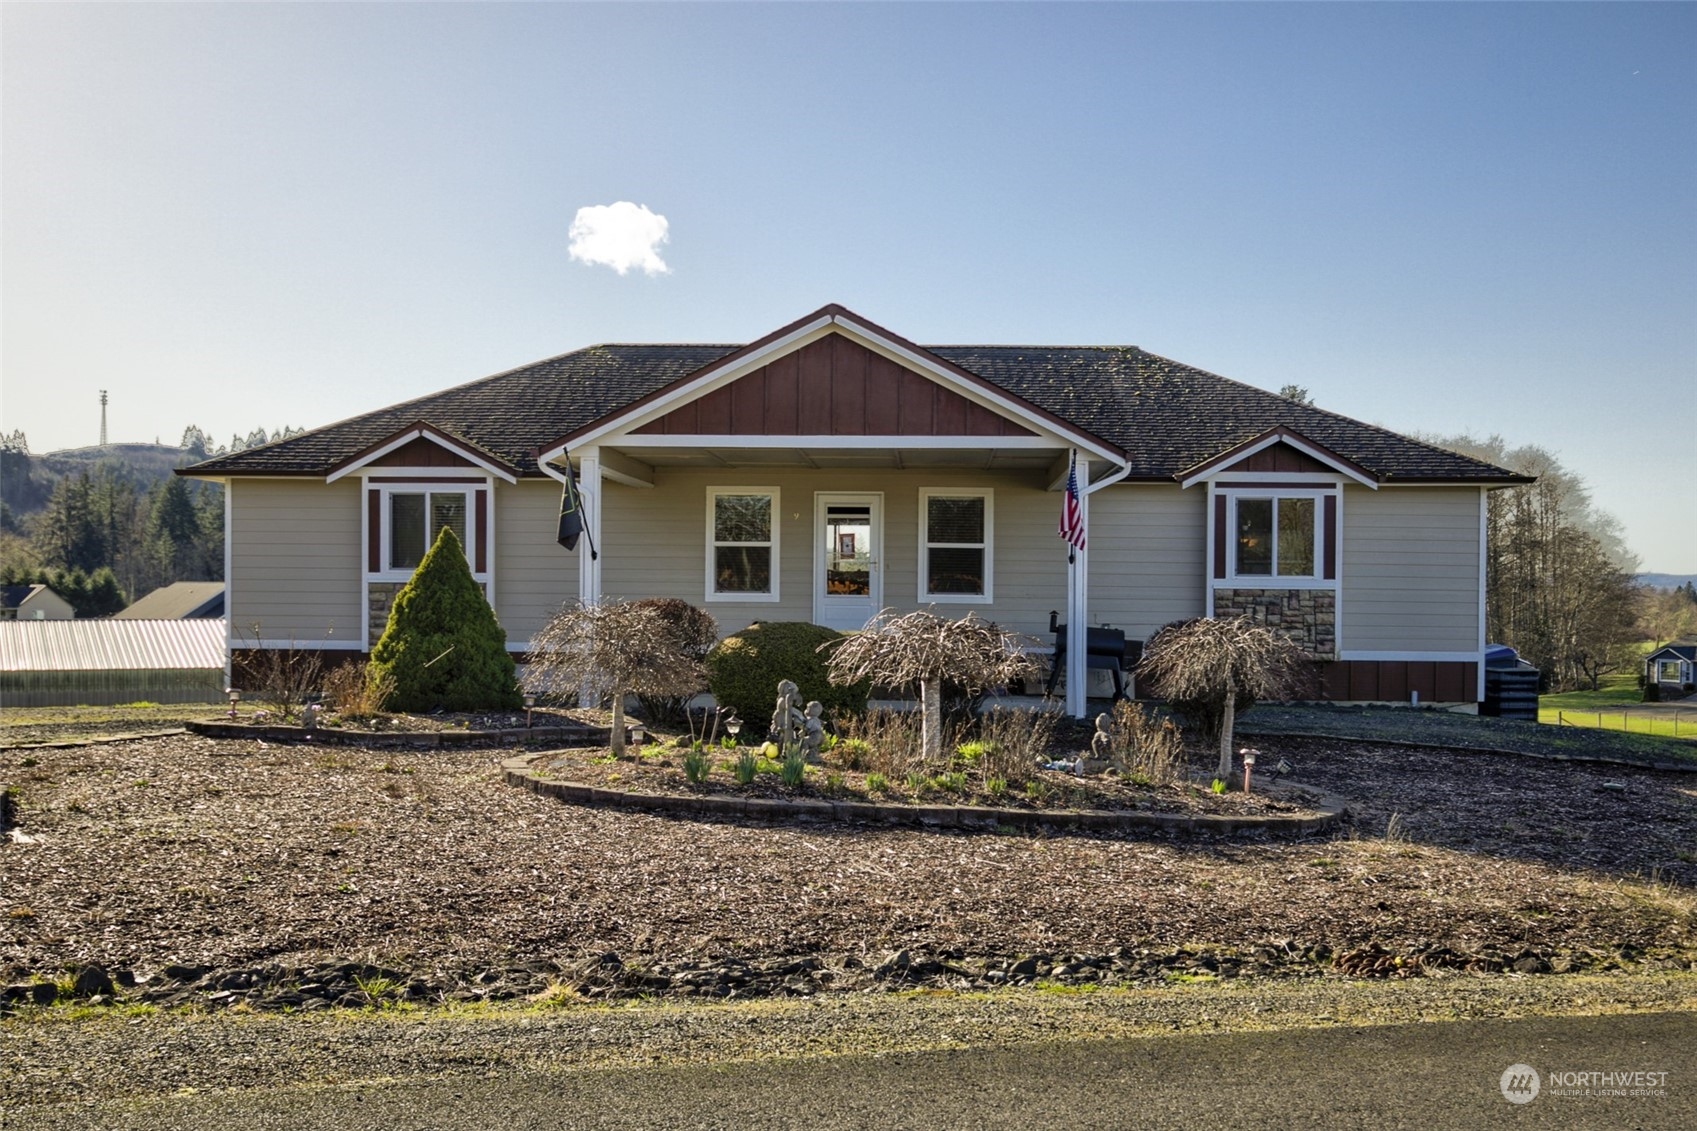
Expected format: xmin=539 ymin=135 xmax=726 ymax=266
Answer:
xmin=568 ymin=201 xmax=671 ymax=276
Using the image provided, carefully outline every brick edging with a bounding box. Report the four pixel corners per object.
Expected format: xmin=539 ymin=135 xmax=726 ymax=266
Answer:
xmin=501 ymin=754 xmax=1350 ymax=836
xmin=184 ymin=720 xmax=609 ymax=748
xmin=1239 ymin=728 xmax=1697 ymax=774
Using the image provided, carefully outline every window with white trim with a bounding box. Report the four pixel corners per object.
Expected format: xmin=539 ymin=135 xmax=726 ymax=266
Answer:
xmin=921 ymin=489 xmax=992 ymax=601
xmin=1231 ymin=493 xmax=1320 ymax=579
xmin=707 ymin=489 xmax=779 ymax=600
xmin=389 ymin=490 xmax=468 ymax=571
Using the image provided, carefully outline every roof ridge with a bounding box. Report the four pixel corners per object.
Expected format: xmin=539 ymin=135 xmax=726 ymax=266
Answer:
xmin=1126 ymin=347 xmax=1518 ymax=478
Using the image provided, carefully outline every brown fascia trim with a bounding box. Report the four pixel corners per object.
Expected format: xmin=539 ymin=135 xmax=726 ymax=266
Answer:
xmin=1174 ymin=425 xmax=1380 ymax=485
xmin=540 ymin=302 xmax=1127 ymax=459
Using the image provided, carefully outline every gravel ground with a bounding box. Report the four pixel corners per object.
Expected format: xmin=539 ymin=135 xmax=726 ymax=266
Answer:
xmin=2 ymin=732 xmax=1692 ymax=1002
xmin=5 ymin=972 xmax=1695 ymax=1109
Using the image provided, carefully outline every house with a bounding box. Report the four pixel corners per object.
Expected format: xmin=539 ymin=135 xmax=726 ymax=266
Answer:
xmin=181 ymin=304 xmax=1528 ymax=715
xmin=114 ymin=581 xmax=226 ymax=620
xmin=0 ymin=583 xmax=75 ymax=622
xmin=1645 ymin=641 xmax=1696 ymax=692
xmin=0 ymin=618 xmax=226 ymax=706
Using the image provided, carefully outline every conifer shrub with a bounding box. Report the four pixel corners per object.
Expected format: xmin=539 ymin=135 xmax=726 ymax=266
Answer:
xmin=705 ymin=621 xmax=868 ymax=728
xmin=369 ymin=528 xmax=520 ymax=712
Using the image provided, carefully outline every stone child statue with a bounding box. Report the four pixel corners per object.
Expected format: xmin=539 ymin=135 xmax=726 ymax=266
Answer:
xmin=770 ymin=679 xmax=804 ymax=752
xmin=801 ymin=700 xmax=826 ymax=762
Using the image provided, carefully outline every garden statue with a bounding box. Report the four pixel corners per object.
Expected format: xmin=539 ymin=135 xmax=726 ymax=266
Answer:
xmin=801 ymin=700 xmax=826 ymax=762
xmin=770 ymin=679 xmax=804 ymax=751
xmin=1090 ymin=712 xmax=1113 ymax=762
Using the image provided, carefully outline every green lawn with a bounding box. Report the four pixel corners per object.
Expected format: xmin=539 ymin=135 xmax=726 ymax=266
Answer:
xmin=1536 ymin=654 xmax=1696 ymax=739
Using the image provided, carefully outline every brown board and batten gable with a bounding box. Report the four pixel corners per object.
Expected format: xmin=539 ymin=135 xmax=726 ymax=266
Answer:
xmin=631 ymin=335 xmax=1038 ymax=439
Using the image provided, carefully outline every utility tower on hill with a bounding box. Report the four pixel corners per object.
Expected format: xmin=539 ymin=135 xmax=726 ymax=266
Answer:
xmin=99 ymin=390 xmax=108 ymax=447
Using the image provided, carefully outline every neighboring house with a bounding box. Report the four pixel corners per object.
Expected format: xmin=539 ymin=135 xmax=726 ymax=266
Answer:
xmin=0 ymin=584 xmax=75 ymax=622
xmin=114 ymin=581 xmax=226 ymax=620
xmin=1645 ymin=641 xmax=1696 ymax=691
xmin=0 ymin=618 xmax=226 ymax=706
xmin=182 ymin=304 xmax=1528 ymax=714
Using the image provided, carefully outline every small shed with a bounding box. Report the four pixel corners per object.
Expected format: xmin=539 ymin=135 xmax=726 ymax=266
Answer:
xmin=0 ymin=618 xmax=226 ymax=707
xmin=1645 ymin=641 xmax=1696 ymax=691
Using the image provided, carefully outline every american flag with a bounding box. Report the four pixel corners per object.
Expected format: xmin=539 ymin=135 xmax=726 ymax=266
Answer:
xmin=1059 ymin=452 xmax=1086 ymax=553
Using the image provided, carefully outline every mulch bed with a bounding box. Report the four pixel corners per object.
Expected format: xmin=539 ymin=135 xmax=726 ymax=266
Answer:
xmin=1 ymin=732 xmax=1692 ymax=1009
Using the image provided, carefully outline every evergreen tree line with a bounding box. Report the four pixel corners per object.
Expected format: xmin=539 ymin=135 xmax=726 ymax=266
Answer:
xmin=0 ymin=424 xmax=300 ymax=615
xmin=1432 ymin=434 xmax=1645 ymax=691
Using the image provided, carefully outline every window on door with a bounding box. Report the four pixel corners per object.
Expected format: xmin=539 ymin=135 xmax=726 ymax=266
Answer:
xmin=920 ymin=489 xmax=992 ymax=602
xmin=824 ymin=504 xmax=872 ymax=596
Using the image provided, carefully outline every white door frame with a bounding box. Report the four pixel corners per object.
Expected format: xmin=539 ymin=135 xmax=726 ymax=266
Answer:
xmin=812 ymin=491 xmax=883 ymax=631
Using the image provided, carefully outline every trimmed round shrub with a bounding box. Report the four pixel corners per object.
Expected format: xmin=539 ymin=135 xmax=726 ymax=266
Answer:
xmin=705 ymin=621 xmax=869 ymax=728
xmin=370 ymin=527 xmax=521 ymax=712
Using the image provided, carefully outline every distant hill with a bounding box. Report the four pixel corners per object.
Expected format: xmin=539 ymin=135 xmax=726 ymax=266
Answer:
xmin=1639 ymin=573 xmax=1697 ymax=590
xmin=2 ymin=443 xmax=185 ymax=517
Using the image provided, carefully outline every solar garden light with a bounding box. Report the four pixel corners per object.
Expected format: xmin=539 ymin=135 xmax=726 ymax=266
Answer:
xmin=524 ymin=693 xmax=536 ymax=729
xmin=226 ymin=688 xmax=239 ymax=720
xmin=629 ymin=722 xmax=647 ymax=748
xmin=725 ymin=716 xmax=743 ymax=743
xmin=1241 ymin=748 xmax=1258 ymax=793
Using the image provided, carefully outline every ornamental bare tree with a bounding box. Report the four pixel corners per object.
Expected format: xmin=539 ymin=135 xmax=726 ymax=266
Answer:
xmin=825 ymin=608 xmax=1038 ymax=765
xmin=524 ymin=599 xmax=712 ymax=759
xmin=1138 ymin=616 xmax=1311 ymax=780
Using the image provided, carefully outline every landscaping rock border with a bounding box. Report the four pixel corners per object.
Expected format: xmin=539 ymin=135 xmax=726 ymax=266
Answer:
xmin=186 ymin=720 xmax=609 ymax=748
xmin=501 ymin=753 xmax=1349 ymax=836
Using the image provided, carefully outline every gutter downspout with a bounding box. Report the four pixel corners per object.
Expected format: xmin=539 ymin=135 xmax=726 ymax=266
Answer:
xmin=1065 ymin=450 xmax=1134 ymax=719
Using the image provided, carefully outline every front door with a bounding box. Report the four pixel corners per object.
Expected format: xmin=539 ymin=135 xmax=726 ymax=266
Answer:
xmin=814 ymin=492 xmax=882 ymax=631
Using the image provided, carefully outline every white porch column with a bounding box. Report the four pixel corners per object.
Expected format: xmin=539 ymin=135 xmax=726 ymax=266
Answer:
xmin=577 ymin=448 xmax=602 ymax=607
xmin=1066 ymin=451 xmax=1090 ymax=719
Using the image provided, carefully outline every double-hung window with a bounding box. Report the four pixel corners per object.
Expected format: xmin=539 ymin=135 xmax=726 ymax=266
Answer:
xmin=920 ymin=489 xmax=992 ymax=602
xmin=1232 ymin=494 xmax=1319 ymax=579
xmin=707 ymin=489 xmax=779 ymax=601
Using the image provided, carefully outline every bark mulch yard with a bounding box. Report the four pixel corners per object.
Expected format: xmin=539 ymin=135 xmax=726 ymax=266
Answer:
xmin=1 ymin=732 xmax=1692 ymax=1010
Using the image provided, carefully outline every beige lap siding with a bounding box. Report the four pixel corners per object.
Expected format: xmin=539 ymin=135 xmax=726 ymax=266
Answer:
xmin=1086 ymin=485 xmax=1208 ymax=640
xmin=494 ymin=479 xmax=580 ymax=645
xmin=227 ymin=479 xmax=363 ymax=646
xmin=1340 ymin=486 xmax=1481 ymax=653
xmin=597 ymin=467 xmax=1067 ymax=640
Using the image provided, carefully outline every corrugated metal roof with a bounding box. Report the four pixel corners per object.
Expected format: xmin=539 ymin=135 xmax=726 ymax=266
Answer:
xmin=0 ymin=618 xmax=226 ymax=673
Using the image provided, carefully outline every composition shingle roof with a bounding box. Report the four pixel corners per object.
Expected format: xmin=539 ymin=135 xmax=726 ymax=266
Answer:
xmin=184 ymin=328 xmax=1520 ymax=483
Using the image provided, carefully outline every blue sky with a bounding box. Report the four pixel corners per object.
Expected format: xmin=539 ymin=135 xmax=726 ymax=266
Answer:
xmin=3 ymin=3 xmax=1692 ymax=569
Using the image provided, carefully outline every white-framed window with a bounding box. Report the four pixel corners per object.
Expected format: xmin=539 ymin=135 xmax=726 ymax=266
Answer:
xmin=1227 ymin=491 xmax=1327 ymax=581
xmin=920 ymin=488 xmax=993 ymax=602
xmin=706 ymin=488 xmax=780 ymax=602
xmin=1659 ymin=659 xmax=1683 ymax=683
xmin=390 ymin=490 xmax=467 ymax=571
xmin=371 ymin=483 xmax=482 ymax=579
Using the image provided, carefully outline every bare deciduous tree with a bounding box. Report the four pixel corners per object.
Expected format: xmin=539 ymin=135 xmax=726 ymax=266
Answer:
xmin=525 ymin=599 xmax=710 ymax=759
xmin=1425 ymin=433 xmax=1642 ymax=690
xmin=825 ymin=608 xmax=1038 ymax=765
xmin=1138 ymin=616 xmax=1311 ymax=779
